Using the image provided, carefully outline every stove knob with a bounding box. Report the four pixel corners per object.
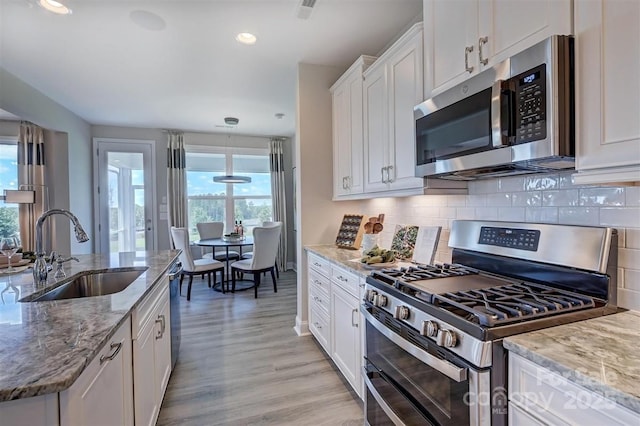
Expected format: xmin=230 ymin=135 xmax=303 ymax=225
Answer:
xmin=374 ymin=294 xmax=388 ymax=307
xmin=436 ymin=329 xmax=458 ymax=348
xmin=365 ymin=290 xmax=377 ymax=303
xmin=394 ymin=305 xmax=410 ymax=320
xmin=421 ymin=320 xmax=439 ymax=337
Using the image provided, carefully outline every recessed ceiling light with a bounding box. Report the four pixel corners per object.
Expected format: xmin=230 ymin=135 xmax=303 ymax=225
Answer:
xmin=39 ymin=0 xmax=72 ymax=15
xmin=235 ymin=32 xmax=257 ymax=45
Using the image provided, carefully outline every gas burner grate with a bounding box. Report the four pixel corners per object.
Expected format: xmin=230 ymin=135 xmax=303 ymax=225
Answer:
xmin=433 ymin=282 xmax=596 ymax=327
xmin=372 ymin=263 xmax=477 ymax=284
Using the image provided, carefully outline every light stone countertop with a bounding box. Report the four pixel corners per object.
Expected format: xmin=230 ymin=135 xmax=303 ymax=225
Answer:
xmin=503 ymin=310 xmax=640 ymax=414
xmin=0 ymin=250 xmax=180 ymax=402
xmin=304 ymin=244 xmax=413 ymax=278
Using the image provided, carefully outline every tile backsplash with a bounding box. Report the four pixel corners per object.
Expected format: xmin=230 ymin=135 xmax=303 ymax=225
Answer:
xmin=359 ymin=171 xmax=640 ymax=311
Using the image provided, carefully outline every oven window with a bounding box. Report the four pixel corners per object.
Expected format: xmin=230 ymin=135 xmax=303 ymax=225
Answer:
xmin=416 ymin=87 xmax=492 ymax=165
xmin=366 ymin=320 xmax=471 ymax=425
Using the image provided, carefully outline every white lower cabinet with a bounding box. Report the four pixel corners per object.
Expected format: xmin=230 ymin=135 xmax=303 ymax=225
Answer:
xmin=307 ymin=252 xmax=364 ymax=399
xmin=59 ymin=317 xmax=133 ymax=426
xmin=330 ymin=283 xmax=362 ymax=399
xmin=0 ymin=394 xmax=59 ymax=426
xmin=132 ymin=281 xmax=172 ymax=426
xmin=508 ymin=352 xmax=639 ymax=425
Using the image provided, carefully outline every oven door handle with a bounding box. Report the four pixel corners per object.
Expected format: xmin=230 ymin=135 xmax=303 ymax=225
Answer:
xmin=362 ymin=308 xmax=468 ymax=382
xmin=363 ymin=368 xmax=408 ymax=426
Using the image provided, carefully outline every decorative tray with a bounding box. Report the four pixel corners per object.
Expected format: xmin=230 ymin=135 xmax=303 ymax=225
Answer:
xmin=222 ymin=235 xmax=245 ymax=242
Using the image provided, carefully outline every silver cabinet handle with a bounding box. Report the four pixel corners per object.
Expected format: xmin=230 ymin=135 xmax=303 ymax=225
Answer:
xmin=387 ymin=165 xmax=394 ymax=183
xmin=337 ymin=275 xmax=348 ymax=282
xmin=313 ymin=321 xmax=322 ymax=329
xmin=313 ymin=262 xmax=322 ymax=268
xmin=346 ymin=176 xmax=351 ymax=189
xmin=380 ymin=167 xmax=386 ymax=183
xmin=155 ymin=317 xmax=163 ymax=339
xmin=342 ymin=177 xmax=346 ymax=189
xmin=465 ymin=45 xmax=474 ymax=73
xmin=100 ymin=342 xmax=122 ymax=364
xmin=351 ymin=308 xmax=358 ymax=327
xmin=479 ymin=36 xmax=489 ymax=66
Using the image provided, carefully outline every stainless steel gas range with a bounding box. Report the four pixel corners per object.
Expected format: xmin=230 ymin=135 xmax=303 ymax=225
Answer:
xmin=362 ymin=220 xmax=621 ymax=426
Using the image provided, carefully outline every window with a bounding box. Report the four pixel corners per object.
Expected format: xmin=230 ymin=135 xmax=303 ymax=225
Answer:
xmin=0 ymin=141 xmax=20 ymax=239
xmin=186 ymin=147 xmax=272 ymax=241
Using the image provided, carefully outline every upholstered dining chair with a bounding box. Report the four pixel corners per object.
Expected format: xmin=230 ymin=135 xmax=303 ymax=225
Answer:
xmin=240 ymin=221 xmax=282 ymax=278
xmin=170 ymin=227 xmax=225 ymax=300
xmin=230 ymin=222 xmax=282 ymax=298
xmin=196 ymin=222 xmax=241 ymax=262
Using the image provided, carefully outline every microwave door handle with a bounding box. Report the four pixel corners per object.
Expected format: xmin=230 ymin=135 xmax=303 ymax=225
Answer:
xmin=491 ymin=80 xmax=508 ymax=147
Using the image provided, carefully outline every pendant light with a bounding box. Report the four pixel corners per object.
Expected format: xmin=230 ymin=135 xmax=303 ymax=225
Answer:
xmin=213 ymin=118 xmax=252 ymax=184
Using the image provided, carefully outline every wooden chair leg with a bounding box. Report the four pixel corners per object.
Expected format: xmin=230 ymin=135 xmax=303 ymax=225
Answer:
xmin=216 ymin=269 xmax=223 ymax=294
xmin=270 ymin=267 xmax=277 ymax=293
xmin=187 ymin=275 xmax=194 ymax=301
xmin=254 ymin=272 xmax=261 ymax=299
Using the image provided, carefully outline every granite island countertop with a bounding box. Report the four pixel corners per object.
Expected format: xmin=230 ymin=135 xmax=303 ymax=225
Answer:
xmin=0 ymin=250 xmax=180 ymax=402
xmin=503 ymin=310 xmax=640 ymax=415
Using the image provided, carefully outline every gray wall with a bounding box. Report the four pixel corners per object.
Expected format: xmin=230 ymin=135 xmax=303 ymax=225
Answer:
xmin=0 ymin=68 xmax=92 ymax=254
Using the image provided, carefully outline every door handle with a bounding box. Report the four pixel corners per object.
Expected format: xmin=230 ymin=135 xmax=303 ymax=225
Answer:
xmin=465 ymin=45 xmax=474 ymax=73
xmin=386 ymin=165 xmax=394 ymax=183
xmin=351 ymin=308 xmax=358 ymax=327
xmin=479 ymin=36 xmax=489 ymax=66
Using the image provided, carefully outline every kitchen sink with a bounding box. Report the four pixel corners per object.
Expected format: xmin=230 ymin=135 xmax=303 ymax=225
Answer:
xmin=21 ymin=267 xmax=148 ymax=302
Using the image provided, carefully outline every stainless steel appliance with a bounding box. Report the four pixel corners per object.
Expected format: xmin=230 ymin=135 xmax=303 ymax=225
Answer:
xmin=168 ymin=262 xmax=182 ymax=369
xmin=414 ymin=35 xmax=574 ymax=180
xmin=363 ymin=220 xmax=621 ymax=425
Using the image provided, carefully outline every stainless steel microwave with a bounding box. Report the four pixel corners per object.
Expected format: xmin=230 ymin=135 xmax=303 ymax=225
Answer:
xmin=414 ymin=35 xmax=575 ymax=180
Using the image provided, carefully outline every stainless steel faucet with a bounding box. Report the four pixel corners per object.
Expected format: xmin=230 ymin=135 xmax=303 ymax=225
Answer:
xmin=33 ymin=209 xmax=89 ymax=285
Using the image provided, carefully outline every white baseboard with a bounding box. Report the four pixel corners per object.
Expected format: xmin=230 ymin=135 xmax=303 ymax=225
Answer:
xmin=294 ymin=316 xmax=310 ymax=336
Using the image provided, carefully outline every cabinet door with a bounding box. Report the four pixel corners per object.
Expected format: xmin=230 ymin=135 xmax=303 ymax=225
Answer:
xmin=133 ymin=312 xmax=159 ymax=426
xmin=155 ymin=297 xmax=172 ymax=402
xmin=60 ymin=318 xmax=133 ymax=426
xmin=332 ymin=82 xmax=351 ymax=197
xmin=486 ymin=0 xmax=572 ymax=65
xmin=574 ymin=0 xmax=640 ymax=182
xmin=426 ymin=0 xmax=478 ymax=96
xmin=347 ymin=71 xmax=365 ymax=195
xmin=387 ymin=30 xmax=424 ymax=192
xmin=330 ymin=284 xmax=361 ymax=398
xmin=363 ymin=63 xmax=389 ymax=193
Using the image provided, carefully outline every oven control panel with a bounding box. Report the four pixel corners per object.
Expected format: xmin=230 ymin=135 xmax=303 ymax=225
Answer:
xmin=479 ymin=226 xmax=540 ymax=251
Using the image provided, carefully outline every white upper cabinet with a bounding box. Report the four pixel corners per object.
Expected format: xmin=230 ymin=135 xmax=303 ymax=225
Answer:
xmin=424 ymin=0 xmax=572 ymax=97
xmin=363 ymin=23 xmax=424 ymax=195
xmin=331 ymin=56 xmax=376 ymax=199
xmin=573 ymin=0 xmax=640 ymax=184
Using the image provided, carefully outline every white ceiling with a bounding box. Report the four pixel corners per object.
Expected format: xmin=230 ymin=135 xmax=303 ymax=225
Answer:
xmin=0 ymin=0 xmax=423 ymax=137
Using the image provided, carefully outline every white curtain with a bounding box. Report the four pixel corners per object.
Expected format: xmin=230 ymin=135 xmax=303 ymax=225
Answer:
xmin=269 ymin=137 xmax=287 ymax=272
xmin=17 ymin=122 xmax=46 ymax=252
xmin=167 ymin=131 xmax=188 ymax=243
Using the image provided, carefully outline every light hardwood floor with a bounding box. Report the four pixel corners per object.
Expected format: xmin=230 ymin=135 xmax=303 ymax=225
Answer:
xmin=157 ymin=271 xmax=364 ymax=426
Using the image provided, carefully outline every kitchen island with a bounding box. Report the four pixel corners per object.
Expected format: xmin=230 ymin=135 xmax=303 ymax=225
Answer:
xmin=504 ymin=310 xmax=640 ymax=423
xmin=0 ymin=250 xmax=180 ymax=403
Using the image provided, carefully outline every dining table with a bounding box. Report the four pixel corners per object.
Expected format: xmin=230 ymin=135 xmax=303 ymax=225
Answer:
xmin=196 ymin=236 xmax=254 ymax=292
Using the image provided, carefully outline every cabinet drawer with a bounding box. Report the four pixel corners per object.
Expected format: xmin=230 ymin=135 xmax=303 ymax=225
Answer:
xmin=309 ymin=282 xmax=330 ymax=315
xmin=331 ymin=265 xmax=359 ymax=297
xmin=309 ymin=306 xmax=330 ymax=353
xmin=132 ymin=281 xmax=169 ymax=338
xmin=508 ymin=352 xmax=639 ymax=425
xmin=308 ymin=268 xmax=331 ymax=296
xmin=308 ymin=253 xmax=331 ymax=277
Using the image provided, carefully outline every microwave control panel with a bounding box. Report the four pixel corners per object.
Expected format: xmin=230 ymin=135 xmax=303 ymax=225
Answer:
xmin=514 ymin=64 xmax=547 ymax=144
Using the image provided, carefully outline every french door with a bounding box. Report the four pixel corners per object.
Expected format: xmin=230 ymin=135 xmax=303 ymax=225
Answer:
xmin=93 ymin=138 xmax=156 ymax=254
